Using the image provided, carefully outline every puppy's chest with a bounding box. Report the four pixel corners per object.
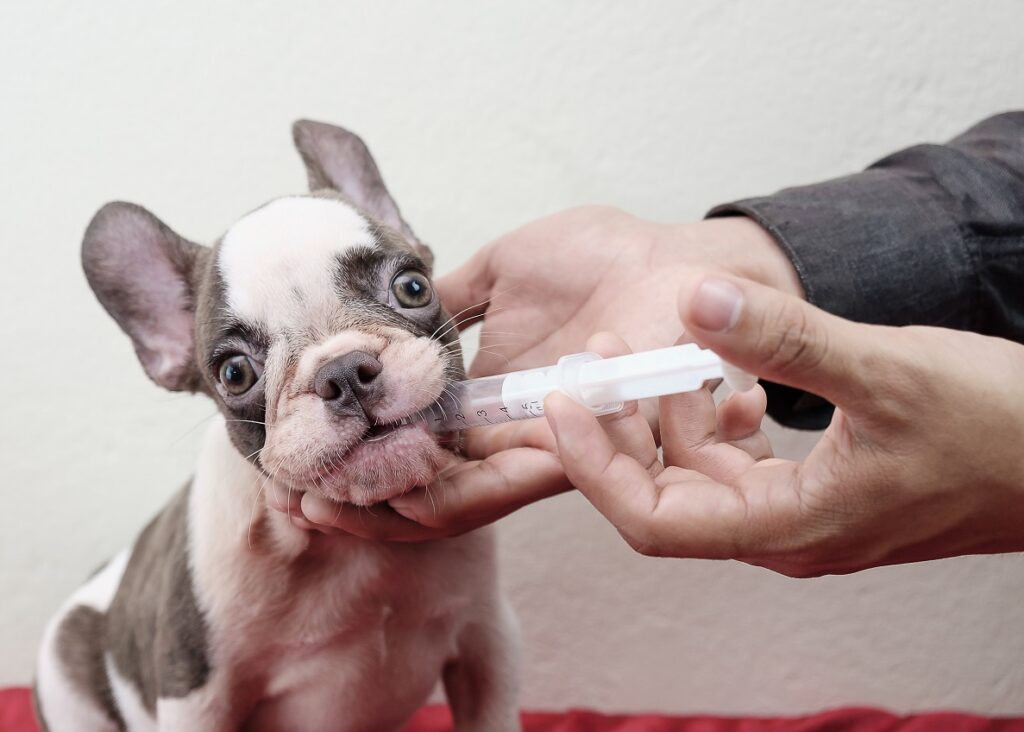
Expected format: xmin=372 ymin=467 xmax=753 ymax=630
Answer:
xmin=203 ymin=538 xmax=472 ymax=670
xmin=199 ymin=544 xmax=472 ymax=724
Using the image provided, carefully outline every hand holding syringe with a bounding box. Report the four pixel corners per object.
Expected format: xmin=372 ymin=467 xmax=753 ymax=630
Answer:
xmin=403 ymin=344 xmax=757 ymax=432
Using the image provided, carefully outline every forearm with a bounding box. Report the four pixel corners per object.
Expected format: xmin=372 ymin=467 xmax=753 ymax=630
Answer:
xmin=708 ymin=112 xmax=1024 ymax=341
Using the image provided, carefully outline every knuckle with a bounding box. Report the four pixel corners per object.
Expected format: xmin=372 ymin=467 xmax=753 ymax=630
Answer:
xmin=757 ymin=301 xmax=827 ymax=379
xmin=623 ymin=527 xmax=666 ymax=557
xmin=779 ymin=564 xmax=828 ymax=579
xmin=854 ymin=326 xmax=936 ymax=425
xmin=628 ymin=537 xmax=663 ymax=557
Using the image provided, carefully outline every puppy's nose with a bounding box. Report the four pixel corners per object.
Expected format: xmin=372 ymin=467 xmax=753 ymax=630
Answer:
xmin=314 ymin=351 xmax=383 ymax=414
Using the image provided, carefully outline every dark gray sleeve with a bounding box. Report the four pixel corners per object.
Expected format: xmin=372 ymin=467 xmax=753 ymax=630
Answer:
xmin=707 ymin=112 xmax=1024 ymax=429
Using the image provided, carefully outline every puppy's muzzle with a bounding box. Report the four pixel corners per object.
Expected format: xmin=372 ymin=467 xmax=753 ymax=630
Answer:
xmin=314 ymin=351 xmax=383 ymax=417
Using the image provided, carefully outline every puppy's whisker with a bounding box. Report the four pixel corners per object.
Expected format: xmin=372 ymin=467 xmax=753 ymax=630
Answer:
xmin=431 ymin=305 xmax=500 ymax=343
xmin=469 ymin=349 xmax=514 ymax=370
xmin=424 ymin=482 xmax=439 ymax=518
xmin=247 ymin=481 xmax=267 ymax=550
xmin=429 ymin=294 xmax=500 ymax=340
xmin=432 ymin=304 xmax=512 ymax=343
xmin=170 ymin=411 xmax=221 ymax=445
xmin=441 ymin=385 xmax=466 ymax=412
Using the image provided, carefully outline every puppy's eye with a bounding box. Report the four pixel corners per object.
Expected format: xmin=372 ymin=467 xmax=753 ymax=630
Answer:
xmin=391 ymin=270 xmax=433 ymax=308
xmin=218 ymin=355 xmax=259 ymax=395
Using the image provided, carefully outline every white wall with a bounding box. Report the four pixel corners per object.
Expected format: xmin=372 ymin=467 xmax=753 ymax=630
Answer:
xmin=2 ymin=0 xmax=1023 ymax=715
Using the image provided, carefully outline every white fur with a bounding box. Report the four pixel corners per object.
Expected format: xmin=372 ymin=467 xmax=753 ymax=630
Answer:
xmin=38 ymin=418 xmax=519 ymax=731
xmin=106 ymin=655 xmax=156 ymax=732
xmin=36 ymin=552 xmax=129 ymax=732
xmin=219 ymin=196 xmax=374 ymax=331
xmin=183 ymin=417 xmax=519 ymax=730
xmin=42 ymin=191 xmax=519 ymax=730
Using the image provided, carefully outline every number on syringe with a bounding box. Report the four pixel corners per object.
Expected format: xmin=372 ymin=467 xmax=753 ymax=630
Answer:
xmin=522 ymin=400 xmax=543 ymax=417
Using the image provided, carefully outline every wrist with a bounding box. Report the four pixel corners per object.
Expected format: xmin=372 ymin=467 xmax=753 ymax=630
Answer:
xmin=674 ymin=217 xmax=805 ymax=300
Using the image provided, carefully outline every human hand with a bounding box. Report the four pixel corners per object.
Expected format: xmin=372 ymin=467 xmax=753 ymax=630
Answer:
xmin=545 ymin=271 xmax=1024 ymax=576
xmin=270 ymin=209 xmax=802 ymax=538
xmin=438 ymin=207 xmax=802 ymax=378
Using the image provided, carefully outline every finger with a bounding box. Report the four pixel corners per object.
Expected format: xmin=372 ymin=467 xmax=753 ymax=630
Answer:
xmin=548 ymin=391 xmax=806 ymax=560
xmin=584 ymin=331 xmax=632 ymax=359
xmin=596 ymin=401 xmax=660 ymax=469
xmin=435 ymin=244 xmax=498 ymax=332
xmin=677 ymin=270 xmax=877 ymax=409
xmin=727 ymin=431 xmax=774 ymax=461
xmin=660 ymin=386 xmax=764 ymax=482
xmin=300 ymin=493 xmax=445 ymax=541
xmin=659 ymin=386 xmax=718 ymax=467
xmin=582 ymin=332 xmax=660 ymax=466
xmin=647 ymin=462 xmax=799 ymax=559
xmin=545 ymin=391 xmax=661 ymax=531
xmin=389 ymin=448 xmax=570 ymax=528
xmin=462 ymin=418 xmax=557 ymax=460
xmin=716 ymin=385 xmax=767 ymax=442
xmin=265 ymin=482 xmax=304 ymax=516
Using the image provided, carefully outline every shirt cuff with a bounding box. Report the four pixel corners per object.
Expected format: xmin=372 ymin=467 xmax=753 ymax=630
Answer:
xmin=706 ymin=161 xmax=975 ymax=330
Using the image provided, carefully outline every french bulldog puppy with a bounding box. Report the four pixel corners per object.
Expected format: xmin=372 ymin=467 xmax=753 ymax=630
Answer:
xmin=34 ymin=121 xmax=520 ymax=732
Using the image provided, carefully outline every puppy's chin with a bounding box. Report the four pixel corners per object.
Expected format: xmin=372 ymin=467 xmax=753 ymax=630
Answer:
xmin=275 ymin=422 xmax=454 ymax=507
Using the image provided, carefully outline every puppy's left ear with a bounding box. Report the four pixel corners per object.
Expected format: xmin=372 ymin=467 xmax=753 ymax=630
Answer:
xmin=292 ymin=119 xmax=432 ymax=267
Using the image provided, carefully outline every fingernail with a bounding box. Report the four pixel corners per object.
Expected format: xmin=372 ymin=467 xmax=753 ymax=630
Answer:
xmin=691 ymin=278 xmax=743 ymax=332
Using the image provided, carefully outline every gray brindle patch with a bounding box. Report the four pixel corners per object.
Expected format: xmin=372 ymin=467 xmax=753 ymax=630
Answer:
xmin=105 ymin=485 xmax=211 ymax=711
xmin=49 ymin=485 xmax=205 ymax=730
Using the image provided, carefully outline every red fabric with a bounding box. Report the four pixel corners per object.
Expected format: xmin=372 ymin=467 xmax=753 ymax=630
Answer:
xmin=401 ymin=708 xmax=1024 ymax=732
xmin=6 ymin=687 xmax=1023 ymax=732
xmin=0 ymin=689 xmax=38 ymax=732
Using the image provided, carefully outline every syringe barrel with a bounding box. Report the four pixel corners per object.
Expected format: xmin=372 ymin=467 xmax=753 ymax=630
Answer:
xmin=414 ymin=355 xmax=622 ymax=432
xmin=412 ymin=344 xmax=754 ymax=433
xmin=414 ymin=374 xmax=509 ymax=432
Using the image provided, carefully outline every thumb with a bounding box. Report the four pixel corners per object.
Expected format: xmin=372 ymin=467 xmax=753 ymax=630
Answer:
xmin=678 ymin=270 xmax=877 ymax=407
xmin=434 ymin=244 xmax=497 ymax=332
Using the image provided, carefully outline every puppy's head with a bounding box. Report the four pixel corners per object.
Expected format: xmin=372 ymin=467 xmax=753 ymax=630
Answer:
xmin=83 ymin=121 xmax=463 ymax=505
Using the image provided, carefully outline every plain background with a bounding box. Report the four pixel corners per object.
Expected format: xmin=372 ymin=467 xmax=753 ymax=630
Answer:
xmin=3 ymin=0 xmax=1024 ymax=716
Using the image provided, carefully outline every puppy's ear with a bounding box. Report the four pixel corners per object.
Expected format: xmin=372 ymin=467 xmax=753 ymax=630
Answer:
xmin=292 ymin=119 xmax=432 ymax=266
xmin=82 ymin=202 xmax=206 ymax=392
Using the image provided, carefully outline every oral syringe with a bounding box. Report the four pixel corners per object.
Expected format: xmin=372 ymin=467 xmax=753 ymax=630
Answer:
xmin=405 ymin=344 xmax=757 ymax=433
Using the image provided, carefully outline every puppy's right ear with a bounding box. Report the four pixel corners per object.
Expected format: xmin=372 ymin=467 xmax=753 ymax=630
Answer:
xmin=82 ymin=202 xmax=207 ymax=392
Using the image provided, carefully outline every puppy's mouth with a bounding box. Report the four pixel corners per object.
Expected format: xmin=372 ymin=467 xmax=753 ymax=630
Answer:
xmin=362 ymin=411 xmax=456 ymax=446
xmin=363 ymin=419 xmax=406 ymax=441
xmin=278 ymin=410 xmax=457 ymax=493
